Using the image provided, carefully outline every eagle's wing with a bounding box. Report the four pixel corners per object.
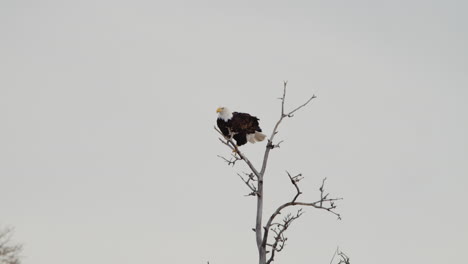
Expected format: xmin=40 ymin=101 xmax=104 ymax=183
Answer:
xmin=231 ymin=112 xmax=262 ymax=133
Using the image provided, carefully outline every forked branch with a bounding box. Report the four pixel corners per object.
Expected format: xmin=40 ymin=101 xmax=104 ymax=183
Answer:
xmin=237 ymin=172 xmax=258 ymax=197
xmin=217 ymin=154 xmax=242 ymax=166
xmin=262 ymin=173 xmax=342 ymax=263
xmin=261 ymin=81 xmax=317 ymax=175
xmin=215 ymin=126 xmax=261 ymax=178
xmin=266 ymin=209 xmax=304 ymax=264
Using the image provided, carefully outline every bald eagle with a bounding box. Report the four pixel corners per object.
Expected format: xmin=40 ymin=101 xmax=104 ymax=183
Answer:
xmin=216 ymin=107 xmax=267 ymax=146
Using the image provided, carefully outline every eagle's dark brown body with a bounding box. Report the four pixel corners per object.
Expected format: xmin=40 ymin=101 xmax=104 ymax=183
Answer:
xmin=217 ymin=112 xmax=263 ymax=146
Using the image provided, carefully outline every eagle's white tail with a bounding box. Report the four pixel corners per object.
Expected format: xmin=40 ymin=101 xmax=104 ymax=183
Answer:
xmin=247 ymin=134 xmax=256 ymax=143
xmin=254 ymin=131 xmax=266 ymax=142
xmin=246 ymin=132 xmax=267 ymax=144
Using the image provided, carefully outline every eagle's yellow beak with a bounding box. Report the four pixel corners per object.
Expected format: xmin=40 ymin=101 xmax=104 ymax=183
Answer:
xmin=216 ymin=107 xmax=223 ymax=113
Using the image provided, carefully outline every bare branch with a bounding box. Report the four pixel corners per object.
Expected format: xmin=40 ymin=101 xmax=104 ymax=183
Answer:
xmin=258 ymin=83 xmax=319 ymax=263
xmin=0 ymin=227 xmax=22 ymax=264
xmin=215 ymin=126 xmax=261 ymax=178
xmin=237 ymin=173 xmax=258 ymax=197
xmin=260 ymin=81 xmax=316 ymax=176
xmin=281 ymin=81 xmax=287 ymax=116
xmin=330 ymin=247 xmax=350 ymax=264
xmin=269 ymin=140 xmax=284 ymax=149
xmin=286 ymin=94 xmax=317 ymax=117
xmin=262 ymin=175 xmax=342 ymax=262
xmin=217 ymin=154 xmax=241 ymax=166
xmin=265 ymin=209 xmax=304 ymax=264
xmin=286 ymin=171 xmax=303 ymax=203
xmin=337 ymin=251 xmax=350 ymax=264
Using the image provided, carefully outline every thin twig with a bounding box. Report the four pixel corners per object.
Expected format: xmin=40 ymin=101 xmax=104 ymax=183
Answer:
xmin=286 ymin=94 xmax=317 ymax=117
xmin=217 ymin=155 xmax=241 ymax=166
xmin=266 ymin=209 xmax=303 ymax=264
xmin=237 ymin=173 xmax=258 ymax=196
xmin=286 ymin=171 xmax=303 ymax=203
xmin=262 ymin=175 xmax=342 ymax=257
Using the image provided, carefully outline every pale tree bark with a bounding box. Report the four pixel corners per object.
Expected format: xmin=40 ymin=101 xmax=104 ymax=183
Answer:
xmin=217 ymin=81 xmax=344 ymax=264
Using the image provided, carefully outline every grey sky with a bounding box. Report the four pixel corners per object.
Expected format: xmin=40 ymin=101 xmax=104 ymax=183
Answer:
xmin=1 ymin=1 xmax=467 ymax=263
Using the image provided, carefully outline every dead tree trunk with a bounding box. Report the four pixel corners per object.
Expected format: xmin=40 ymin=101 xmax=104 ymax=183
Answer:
xmin=217 ymin=81 xmax=342 ymax=264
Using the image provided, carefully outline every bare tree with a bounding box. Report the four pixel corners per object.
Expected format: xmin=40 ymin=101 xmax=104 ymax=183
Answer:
xmin=216 ymin=82 xmax=344 ymax=264
xmin=0 ymin=227 xmax=22 ymax=264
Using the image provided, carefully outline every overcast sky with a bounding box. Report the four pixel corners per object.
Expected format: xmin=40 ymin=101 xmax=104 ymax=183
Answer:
xmin=1 ymin=1 xmax=467 ymax=264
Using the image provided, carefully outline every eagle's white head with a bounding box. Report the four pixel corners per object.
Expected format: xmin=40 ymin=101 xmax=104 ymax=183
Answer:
xmin=216 ymin=107 xmax=233 ymax=121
